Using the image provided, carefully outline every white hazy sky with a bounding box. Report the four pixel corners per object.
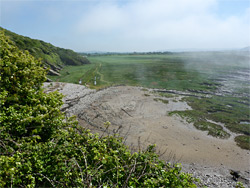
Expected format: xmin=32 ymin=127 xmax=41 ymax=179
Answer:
xmin=1 ymin=0 xmax=250 ymax=52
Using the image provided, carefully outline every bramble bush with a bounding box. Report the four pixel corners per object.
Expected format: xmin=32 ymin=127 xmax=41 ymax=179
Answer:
xmin=0 ymin=32 xmax=198 ymax=187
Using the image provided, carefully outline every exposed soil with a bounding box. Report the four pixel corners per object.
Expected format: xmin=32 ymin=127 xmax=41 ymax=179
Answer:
xmin=43 ymin=82 xmax=250 ymax=187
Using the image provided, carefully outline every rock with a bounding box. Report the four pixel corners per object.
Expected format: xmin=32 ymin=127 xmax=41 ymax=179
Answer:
xmin=182 ymin=164 xmax=249 ymax=188
xmin=230 ymin=170 xmax=240 ymax=181
xmin=47 ymin=69 xmax=61 ymax=76
xmin=46 ymin=77 xmax=53 ymax=82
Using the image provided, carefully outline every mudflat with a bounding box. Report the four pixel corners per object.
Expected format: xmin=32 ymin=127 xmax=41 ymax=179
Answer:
xmin=78 ymin=86 xmax=249 ymax=170
xmin=44 ymin=82 xmax=250 ymax=186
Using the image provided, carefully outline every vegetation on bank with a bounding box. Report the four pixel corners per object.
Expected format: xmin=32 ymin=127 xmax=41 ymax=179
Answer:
xmin=169 ymin=95 xmax=250 ymax=148
xmin=0 ymin=31 xmax=199 ymax=187
xmin=0 ymin=27 xmax=90 ymax=69
xmin=235 ymin=135 xmax=250 ymax=150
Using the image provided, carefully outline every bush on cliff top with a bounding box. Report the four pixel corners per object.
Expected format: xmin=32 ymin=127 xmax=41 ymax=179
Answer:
xmin=0 ymin=32 xmax=197 ymax=187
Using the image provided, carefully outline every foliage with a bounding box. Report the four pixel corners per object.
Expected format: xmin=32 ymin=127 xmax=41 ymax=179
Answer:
xmin=0 ymin=125 xmax=198 ymax=187
xmin=0 ymin=27 xmax=90 ymax=68
xmin=0 ymin=31 xmax=65 ymax=141
xmin=236 ymin=181 xmax=245 ymax=188
xmin=0 ymin=32 xmax=198 ymax=187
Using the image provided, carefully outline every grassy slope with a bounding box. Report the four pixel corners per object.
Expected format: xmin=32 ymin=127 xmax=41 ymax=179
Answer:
xmin=0 ymin=27 xmax=90 ymax=67
xmin=47 ymin=64 xmax=95 ymax=83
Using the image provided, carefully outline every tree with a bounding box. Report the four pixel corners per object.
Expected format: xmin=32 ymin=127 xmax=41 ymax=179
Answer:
xmin=0 ymin=31 xmax=65 ymax=141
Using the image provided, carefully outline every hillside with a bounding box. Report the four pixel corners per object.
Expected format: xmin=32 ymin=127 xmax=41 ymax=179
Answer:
xmin=0 ymin=27 xmax=90 ymax=75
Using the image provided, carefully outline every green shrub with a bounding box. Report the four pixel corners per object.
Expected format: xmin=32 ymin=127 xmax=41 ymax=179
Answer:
xmin=0 ymin=32 xmax=198 ymax=187
xmin=0 ymin=31 xmax=64 ymax=141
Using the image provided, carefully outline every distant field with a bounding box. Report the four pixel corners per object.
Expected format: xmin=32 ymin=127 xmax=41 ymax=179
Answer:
xmin=49 ymin=52 xmax=249 ymax=92
xmin=49 ymin=52 xmax=250 ymax=149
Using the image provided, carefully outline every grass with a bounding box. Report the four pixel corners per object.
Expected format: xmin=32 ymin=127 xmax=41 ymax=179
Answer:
xmin=154 ymin=98 xmax=169 ymax=104
xmin=51 ymin=53 xmax=249 ymax=92
xmin=193 ymin=121 xmax=230 ymax=139
xmin=168 ymin=110 xmax=204 ymax=124
xmin=49 ymin=52 xmax=250 ymax=149
xmin=168 ymin=111 xmax=231 ymax=139
xmin=48 ymin=64 xmax=96 ymax=84
xmin=235 ymin=135 xmax=250 ymax=150
xmin=157 ymin=92 xmax=176 ymax=98
xmin=86 ymin=54 xmax=221 ymax=91
xmin=181 ymin=96 xmax=250 ymax=135
xmin=169 ymin=94 xmax=250 ymax=139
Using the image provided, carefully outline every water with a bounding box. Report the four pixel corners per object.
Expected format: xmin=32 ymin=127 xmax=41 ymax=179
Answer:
xmin=240 ymin=121 xmax=250 ymax=125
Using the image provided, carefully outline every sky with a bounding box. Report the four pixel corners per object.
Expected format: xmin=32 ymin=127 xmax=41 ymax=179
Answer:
xmin=0 ymin=0 xmax=250 ymax=52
